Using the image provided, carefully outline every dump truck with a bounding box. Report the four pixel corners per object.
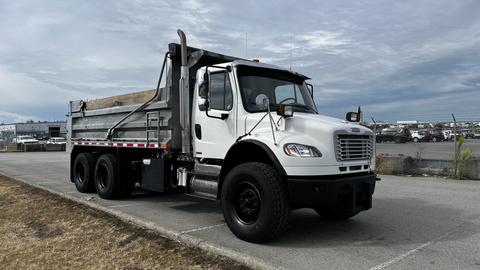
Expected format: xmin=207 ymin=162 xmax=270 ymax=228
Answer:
xmin=68 ymin=30 xmax=377 ymax=243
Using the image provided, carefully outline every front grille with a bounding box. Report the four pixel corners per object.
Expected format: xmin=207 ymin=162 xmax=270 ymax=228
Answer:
xmin=335 ymin=134 xmax=373 ymax=161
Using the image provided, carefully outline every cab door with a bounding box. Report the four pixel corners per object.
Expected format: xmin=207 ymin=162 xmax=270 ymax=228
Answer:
xmin=193 ymin=69 xmax=237 ymax=159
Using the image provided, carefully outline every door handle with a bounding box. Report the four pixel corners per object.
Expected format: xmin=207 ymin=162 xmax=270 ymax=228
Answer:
xmin=195 ymin=124 xmax=202 ymax=140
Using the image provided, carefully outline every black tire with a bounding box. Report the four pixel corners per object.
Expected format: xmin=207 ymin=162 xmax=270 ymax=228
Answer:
xmin=94 ymin=154 xmax=123 ymax=199
xmin=395 ymin=137 xmax=402 ymax=144
xmin=73 ymin=153 xmax=96 ymax=193
xmin=313 ymin=207 xmax=358 ymax=220
xmin=432 ymin=137 xmax=437 ymax=142
xmin=413 ymin=137 xmax=419 ymax=143
xmin=221 ymin=162 xmax=290 ymax=243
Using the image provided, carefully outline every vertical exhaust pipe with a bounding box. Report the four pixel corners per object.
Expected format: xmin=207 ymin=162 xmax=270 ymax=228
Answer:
xmin=177 ymin=29 xmax=191 ymax=154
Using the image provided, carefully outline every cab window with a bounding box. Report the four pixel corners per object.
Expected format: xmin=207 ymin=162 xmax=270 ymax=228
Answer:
xmin=275 ymin=84 xmax=305 ymax=104
xmin=209 ymin=72 xmax=233 ymax=111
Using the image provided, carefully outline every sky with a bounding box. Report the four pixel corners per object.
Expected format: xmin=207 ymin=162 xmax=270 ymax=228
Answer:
xmin=0 ymin=0 xmax=479 ymax=124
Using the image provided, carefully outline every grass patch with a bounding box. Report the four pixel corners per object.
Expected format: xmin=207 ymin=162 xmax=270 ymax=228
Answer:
xmin=0 ymin=175 xmax=250 ymax=270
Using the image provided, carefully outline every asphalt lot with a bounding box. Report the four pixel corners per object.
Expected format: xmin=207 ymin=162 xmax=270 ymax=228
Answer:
xmin=1 ymin=152 xmax=479 ymax=270
xmin=376 ymin=139 xmax=480 ymax=160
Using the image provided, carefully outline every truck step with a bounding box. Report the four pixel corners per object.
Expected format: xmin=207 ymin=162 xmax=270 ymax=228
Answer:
xmin=194 ymin=163 xmax=221 ymax=176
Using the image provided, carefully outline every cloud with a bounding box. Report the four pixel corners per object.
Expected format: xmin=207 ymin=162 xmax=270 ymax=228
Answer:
xmin=0 ymin=111 xmax=40 ymax=124
xmin=0 ymin=0 xmax=479 ymax=124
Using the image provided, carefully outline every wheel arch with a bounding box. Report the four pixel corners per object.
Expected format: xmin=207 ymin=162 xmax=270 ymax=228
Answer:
xmin=217 ymin=139 xmax=286 ymax=199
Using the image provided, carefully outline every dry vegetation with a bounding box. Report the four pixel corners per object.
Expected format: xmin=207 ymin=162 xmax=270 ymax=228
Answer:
xmin=0 ymin=175 xmax=249 ymax=270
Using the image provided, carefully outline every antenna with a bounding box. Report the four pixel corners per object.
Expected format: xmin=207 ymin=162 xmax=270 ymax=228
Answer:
xmin=289 ymin=32 xmax=293 ymax=70
xmin=245 ymin=31 xmax=248 ymax=59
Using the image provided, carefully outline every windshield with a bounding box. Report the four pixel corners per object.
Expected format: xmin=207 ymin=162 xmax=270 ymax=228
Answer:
xmin=237 ymin=66 xmax=317 ymax=113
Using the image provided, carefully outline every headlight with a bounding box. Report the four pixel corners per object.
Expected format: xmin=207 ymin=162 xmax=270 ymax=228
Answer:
xmin=283 ymin=143 xmax=322 ymax=157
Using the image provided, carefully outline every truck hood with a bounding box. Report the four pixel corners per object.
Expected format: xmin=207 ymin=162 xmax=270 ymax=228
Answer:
xmin=243 ymin=112 xmax=373 ymax=163
xmin=244 ymin=112 xmax=373 ymax=139
xmin=243 ymin=112 xmax=375 ymax=175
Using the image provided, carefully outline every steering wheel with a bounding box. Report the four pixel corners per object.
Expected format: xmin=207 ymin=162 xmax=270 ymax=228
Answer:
xmin=278 ymin=97 xmax=295 ymax=104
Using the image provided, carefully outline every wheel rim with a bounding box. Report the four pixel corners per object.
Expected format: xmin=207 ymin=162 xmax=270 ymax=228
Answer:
xmin=233 ymin=181 xmax=262 ymax=225
xmin=75 ymin=163 xmax=86 ymax=184
xmin=97 ymin=163 xmax=109 ymax=190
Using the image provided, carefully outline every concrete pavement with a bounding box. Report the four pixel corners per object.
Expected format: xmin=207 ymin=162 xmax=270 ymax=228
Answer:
xmin=1 ymin=152 xmax=479 ymax=269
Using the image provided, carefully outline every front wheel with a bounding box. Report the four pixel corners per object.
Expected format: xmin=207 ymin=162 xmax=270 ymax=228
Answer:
xmin=221 ymin=162 xmax=290 ymax=243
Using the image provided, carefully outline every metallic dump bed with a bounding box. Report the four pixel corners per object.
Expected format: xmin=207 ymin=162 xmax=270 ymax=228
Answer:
xmin=68 ymin=42 xmax=244 ymax=152
xmin=69 ymin=88 xmax=174 ymax=148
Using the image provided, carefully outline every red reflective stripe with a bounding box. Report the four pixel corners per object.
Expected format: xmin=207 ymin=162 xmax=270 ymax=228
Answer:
xmin=127 ymin=143 xmax=133 ymax=147
xmin=138 ymin=143 xmax=145 ymax=147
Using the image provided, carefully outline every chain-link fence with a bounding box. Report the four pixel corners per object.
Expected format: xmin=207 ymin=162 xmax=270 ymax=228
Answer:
xmin=367 ymin=117 xmax=480 ymax=179
xmin=370 ymin=120 xmax=479 ymax=158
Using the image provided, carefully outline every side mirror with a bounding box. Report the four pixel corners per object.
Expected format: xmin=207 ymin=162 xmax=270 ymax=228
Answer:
xmin=255 ymin=94 xmax=269 ymax=110
xmin=198 ymin=98 xmax=208 ymax=111
xmin=346 ymin=112 xmax=360 ymax=122
xmin=198 ymin=70 xmax=210 ymax=111
xmin=277 ymin=104 xmax=294 ymax=118
xmin=346 ymin=106 xmax=362 ymax=122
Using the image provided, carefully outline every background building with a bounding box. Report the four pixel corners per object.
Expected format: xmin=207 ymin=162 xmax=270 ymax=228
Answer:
xmin=0 ymin=121 xmax=67 ymax=142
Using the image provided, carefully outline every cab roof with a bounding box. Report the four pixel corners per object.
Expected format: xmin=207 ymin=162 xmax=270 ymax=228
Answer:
xmin=231 ymin=60 xmax=310 ymax=80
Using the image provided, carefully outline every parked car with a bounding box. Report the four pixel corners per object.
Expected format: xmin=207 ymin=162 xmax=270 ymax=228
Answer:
xmin=442 ymin=130 xmax=452 ymax=141
xmin=411 ymin=131 xmax=425 ymax=142
xmin=47 ymin=137 xmax=67 ymax=145
xmin=12 ymin=135 xmax=39 ymax=144
xmin=35 ymin=134 xmax=50 ymax=141
xmin=376 ymin=128 xmax=412 ymax=143
xmin=473 ymin=131 xmax=480 ymax=139
xmin=423 ymin=131 xmax=444 ymax=142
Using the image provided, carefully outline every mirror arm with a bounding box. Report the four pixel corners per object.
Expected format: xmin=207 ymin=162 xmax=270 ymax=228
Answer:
xmin=306 ymin=83 xmax=314 ymax=98
xmin=305 ymin=83 xmax=318 ymax=113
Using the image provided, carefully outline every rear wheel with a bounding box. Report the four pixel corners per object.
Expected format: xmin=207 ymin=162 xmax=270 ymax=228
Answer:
xmin=221 ymin=162 xmax=290 ymax=243
xmin=94 ymin=154 xmax=123 ymax=199
xmin=73 ymin=153 xmax=96 ymax=193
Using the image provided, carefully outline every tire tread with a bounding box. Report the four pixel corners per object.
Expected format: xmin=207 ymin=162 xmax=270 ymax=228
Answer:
xmin=222 ymin=162 xmax=290 ymax=243
xmin=73 ymin=152 xmax=96 ymax=193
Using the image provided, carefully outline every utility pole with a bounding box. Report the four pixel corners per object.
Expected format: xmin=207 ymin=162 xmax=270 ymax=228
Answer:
xmin=452 ymin=113 xmax=457 ymax=176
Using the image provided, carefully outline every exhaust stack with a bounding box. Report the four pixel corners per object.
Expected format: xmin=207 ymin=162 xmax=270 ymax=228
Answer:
xmin=177 ymin=29 xmax=191 ymax=154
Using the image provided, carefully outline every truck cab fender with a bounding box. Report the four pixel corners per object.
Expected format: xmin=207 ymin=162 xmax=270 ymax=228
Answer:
xmin=217 ymin=139 xmax=286 ymax=199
